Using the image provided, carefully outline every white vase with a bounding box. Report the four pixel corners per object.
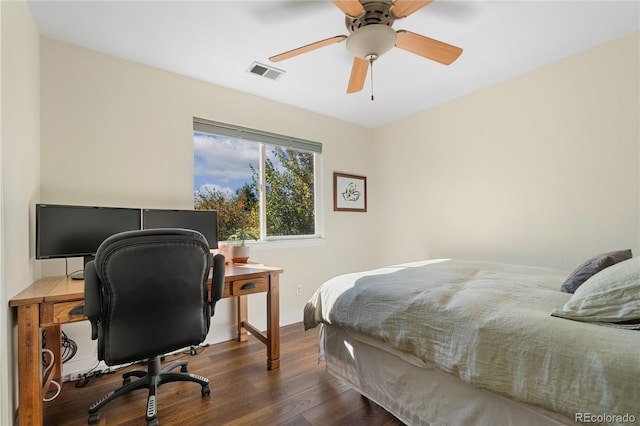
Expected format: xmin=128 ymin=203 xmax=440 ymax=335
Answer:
xmin=230 ymin=245 xmax=250 ymax=263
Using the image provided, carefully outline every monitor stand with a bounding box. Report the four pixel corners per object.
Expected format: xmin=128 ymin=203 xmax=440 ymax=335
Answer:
xmin=70 ymin=255 xmax=95 ymax=280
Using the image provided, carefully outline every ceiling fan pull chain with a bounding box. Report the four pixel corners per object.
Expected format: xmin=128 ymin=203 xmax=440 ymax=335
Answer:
xmin=370 ymin=58 xmax=375 ymax=101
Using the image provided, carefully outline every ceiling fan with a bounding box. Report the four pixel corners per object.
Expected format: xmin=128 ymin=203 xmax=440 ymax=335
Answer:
xmin=269 ymin=0 xmax=463 ymax=98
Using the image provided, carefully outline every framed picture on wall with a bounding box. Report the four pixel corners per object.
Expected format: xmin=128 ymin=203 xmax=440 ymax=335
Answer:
xmin=334 ymin=172 xmax=367 ymax=212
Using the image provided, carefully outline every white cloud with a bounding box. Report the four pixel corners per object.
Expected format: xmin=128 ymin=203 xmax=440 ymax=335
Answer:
xmin=194 ymin=133 xmax=258 ymax=183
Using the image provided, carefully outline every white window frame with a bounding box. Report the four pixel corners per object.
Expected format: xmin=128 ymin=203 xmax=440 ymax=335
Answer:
xmin=193 ymin=117 xmax=324 ymax=242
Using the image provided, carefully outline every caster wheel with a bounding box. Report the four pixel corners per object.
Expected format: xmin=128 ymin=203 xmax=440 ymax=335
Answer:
xmin=202 ymin=385 xmax=211 ymax=397
xmin=88 ymin=412 xmax=100 ymax=425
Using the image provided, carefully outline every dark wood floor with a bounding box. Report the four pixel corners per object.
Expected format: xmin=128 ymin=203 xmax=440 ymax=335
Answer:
xmin=43 ymin=323 xmax=404 ymax=426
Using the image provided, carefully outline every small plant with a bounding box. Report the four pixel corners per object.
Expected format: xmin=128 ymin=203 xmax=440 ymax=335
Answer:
xmin=228 ymin=227 xmax=258 ymax=246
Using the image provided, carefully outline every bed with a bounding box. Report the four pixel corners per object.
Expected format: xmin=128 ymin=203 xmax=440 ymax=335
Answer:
xmin=304 ymin=256 xmax=640 ymax=426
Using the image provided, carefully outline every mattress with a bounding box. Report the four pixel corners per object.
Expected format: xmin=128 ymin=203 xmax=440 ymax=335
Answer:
xmin=321 ymin=324 xmax=575 ymax=426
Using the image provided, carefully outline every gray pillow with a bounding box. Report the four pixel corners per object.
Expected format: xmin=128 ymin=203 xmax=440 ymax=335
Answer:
xmin=560 ymin=249 xmax=632 ymax=293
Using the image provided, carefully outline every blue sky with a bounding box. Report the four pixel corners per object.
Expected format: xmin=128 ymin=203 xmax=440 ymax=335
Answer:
xmin=193 ymin=132 xmax=258 ymax=197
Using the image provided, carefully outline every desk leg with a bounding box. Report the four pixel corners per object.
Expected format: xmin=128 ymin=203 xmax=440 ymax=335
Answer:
xmin=16 ymin=304 xmax=43 ymax=426
xmin=267 ymin=272 xmax=280 ymax=370
xmin=44 ymin=325 xmax=62 ymax=385
xmin=237 ymin=295 xmax=248 ymax=342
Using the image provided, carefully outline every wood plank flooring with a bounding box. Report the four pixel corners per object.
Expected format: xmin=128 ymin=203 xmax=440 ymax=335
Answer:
xmin=43 ymin=323 xmax=404 ymax=426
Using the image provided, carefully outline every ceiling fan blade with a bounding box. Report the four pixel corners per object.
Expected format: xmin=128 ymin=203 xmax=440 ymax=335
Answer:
xmin=347 ymin=57 xmax=369 ymax=94
xmin=391 ymin=0 xmax=433 ymax=18
xmin=395 ymin=30 xmax=463 ymax=65
xmin=333 ymin=0 xmax=365 ymax=17
xmin=269 ymin=35 xmax=347 ymax=62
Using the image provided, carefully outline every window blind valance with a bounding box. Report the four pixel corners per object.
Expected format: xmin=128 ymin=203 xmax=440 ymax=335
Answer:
xmin=193 ymin=117 xmax=322 ymax=154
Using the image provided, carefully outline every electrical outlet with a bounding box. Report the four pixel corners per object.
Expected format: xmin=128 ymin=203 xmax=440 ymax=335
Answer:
xmin=296 ymin=285 xmax=302 ymax=296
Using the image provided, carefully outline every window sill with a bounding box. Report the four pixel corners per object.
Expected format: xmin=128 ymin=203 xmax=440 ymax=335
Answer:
xmin=220 ymin=237 xmax=326 ymax=251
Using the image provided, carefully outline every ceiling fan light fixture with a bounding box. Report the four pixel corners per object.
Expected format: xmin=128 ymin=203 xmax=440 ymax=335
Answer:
xmin=346 ymin=24 xmax=397 ymax=60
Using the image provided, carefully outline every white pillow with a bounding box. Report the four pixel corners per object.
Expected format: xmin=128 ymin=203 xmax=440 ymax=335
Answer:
xmin=551 ymin=257 xmax=640 ymax=327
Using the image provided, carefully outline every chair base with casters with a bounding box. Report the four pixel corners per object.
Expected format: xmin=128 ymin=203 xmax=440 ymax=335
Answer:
xmin=87 ymin=354 xmax=211 ymax=426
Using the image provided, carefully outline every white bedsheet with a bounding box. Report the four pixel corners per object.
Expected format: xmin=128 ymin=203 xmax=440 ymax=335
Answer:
xmin=304 ymin=259 xmax=640 ymax=423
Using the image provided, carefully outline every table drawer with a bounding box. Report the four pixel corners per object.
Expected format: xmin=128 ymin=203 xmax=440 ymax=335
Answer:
xmin=43 ymin=301 xmax=86 ymax=326
xmin=231 ymin=277 xmax=267 ymax=295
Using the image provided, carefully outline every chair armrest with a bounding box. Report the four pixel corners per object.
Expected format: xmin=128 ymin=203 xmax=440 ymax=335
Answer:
xmin=83 ymin=260 xmax=101 ymax=340
xmin=210 ymin=254 xmax=225 ymax=316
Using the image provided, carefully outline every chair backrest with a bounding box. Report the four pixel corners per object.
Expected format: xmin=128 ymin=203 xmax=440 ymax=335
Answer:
xmin=84 ymin=228 xmax=212 ymax=365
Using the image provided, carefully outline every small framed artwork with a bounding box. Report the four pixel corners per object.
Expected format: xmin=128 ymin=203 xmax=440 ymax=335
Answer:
xmin=334 ymin=172 xmax=367 ymax=212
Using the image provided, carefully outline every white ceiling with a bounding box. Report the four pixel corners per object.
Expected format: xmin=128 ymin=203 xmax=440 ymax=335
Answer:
xmin=28 ymin=1 xmax=640 ymax=128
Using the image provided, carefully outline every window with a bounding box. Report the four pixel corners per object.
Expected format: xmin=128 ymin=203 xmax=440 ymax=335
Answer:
xmin=193 ymin=118 xmax=322 ymax=242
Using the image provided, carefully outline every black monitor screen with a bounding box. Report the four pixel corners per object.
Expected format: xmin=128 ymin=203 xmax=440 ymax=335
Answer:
xmin=36 ymin=204 xmax=142 ymax=259
xmin=142 ymin=209 xmax=218 ymax=249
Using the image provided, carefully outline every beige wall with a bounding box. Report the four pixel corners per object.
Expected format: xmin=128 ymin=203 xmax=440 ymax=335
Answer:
xmin=2 ymin=3 xmax=41 ymax=298
xmin=39 ymin=38 xmax=378 ymax=352
xmin=38 ymin=33 xmax=640 ymax=378
xmin=1 ymin=0 xmax=41 ymax=423
xmin=373 ymin=32 xmax=640 ymax=270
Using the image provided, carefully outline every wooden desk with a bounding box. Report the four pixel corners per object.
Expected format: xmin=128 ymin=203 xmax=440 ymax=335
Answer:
xmin=9 ymin=262 xmax=283 ymax=426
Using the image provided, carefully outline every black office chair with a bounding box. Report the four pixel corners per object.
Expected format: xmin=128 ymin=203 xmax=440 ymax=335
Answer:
xmin=84 ymin=228 xmax=225 ymax=426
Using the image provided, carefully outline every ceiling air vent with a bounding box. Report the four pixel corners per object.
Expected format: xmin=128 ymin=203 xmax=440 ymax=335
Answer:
xmin=247 ymin=62 xmax=285 ymax=81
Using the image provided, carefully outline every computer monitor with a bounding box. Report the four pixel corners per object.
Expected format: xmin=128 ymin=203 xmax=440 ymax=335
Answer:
xmin=142 ymin=209 xmax=218 ymax=249
xmin=36 ymin=204 xmax=142 ymax=278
